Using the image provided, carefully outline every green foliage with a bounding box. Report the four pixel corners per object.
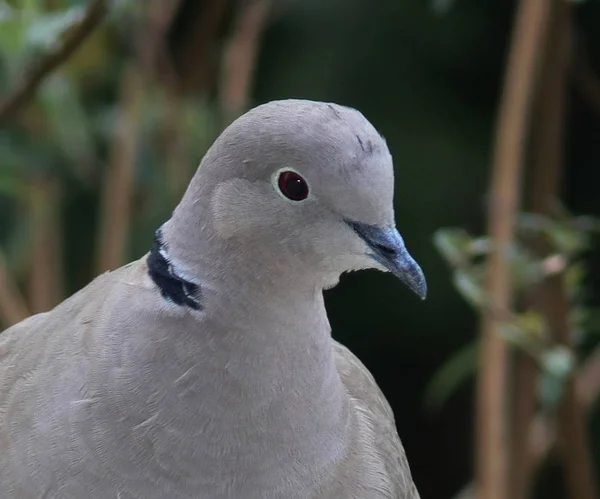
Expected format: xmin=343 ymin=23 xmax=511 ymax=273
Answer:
xmin=538 ymin=345 xmax=576 ymax=409
xmin=0 ymin=2 xmax=87 ymax=80
xmin=26 ymin=6 xmax=86 ymax=50
xmin=0 ymin=0 xmax=219 ymax=296
xmin=428 ymin=212 xmax=599 ymax=411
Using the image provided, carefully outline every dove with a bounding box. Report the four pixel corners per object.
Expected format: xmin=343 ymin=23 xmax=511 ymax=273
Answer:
xmin=0 ymin=99 xmax=426 ymax=499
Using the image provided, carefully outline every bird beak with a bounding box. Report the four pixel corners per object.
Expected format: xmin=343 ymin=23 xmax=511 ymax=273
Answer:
xmin=346 ymin=220 xmax=427 ymax=299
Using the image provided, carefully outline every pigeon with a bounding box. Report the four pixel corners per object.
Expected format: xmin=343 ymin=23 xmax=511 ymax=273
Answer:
xmin=0 ymin=99 xmax=426 ymax=499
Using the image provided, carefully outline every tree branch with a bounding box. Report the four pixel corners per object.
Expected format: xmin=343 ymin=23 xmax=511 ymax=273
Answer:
xmin=220 ymin=0 xmax=272 ymax=119
xmin=0 ymin=252 xmax=30 ymax=328
xmin=95 ymin=66 xmax=143 ymax=273
xmin=96 ymin=0 xmax=189 ymax=273
xmin=476 ymin=1 xmax=551 ymax=498
xmin=28 ymin=176 xmax=64 ymax=313
xmin=527 ymin=2 xmax=596 ymax=498
xmin=507 ymin=3 xmax=572 ymax=499
xmin=0 ymin=0 xmax=109 ymax=124
xmin=171 ymin=0 xmax=231 ymax=94
xmin=455 ymin=341 xmax=600 ymax=499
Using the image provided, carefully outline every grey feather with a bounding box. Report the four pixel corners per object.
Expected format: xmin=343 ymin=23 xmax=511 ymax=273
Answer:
xmin=0 ymin=99 xmax=424 ymax=498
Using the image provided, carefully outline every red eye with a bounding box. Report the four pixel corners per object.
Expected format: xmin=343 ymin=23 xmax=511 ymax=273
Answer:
xmin=277 ymin=170 xmax=309 ymax=201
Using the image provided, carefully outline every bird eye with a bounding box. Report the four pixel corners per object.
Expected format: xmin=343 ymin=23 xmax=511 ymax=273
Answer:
xmin=277 ymin=170 xmax=309 ymax=201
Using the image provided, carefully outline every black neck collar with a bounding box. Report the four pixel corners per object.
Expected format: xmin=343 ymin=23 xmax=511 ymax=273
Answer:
xmin=147 ymin=229 xmax=202 ymax=311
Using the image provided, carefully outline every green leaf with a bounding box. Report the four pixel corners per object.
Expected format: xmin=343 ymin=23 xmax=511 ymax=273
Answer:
xmin=453 ymin=269 xmax=484 ymax=307
xmin=0 ymin=12 xmax=25 ymax=61
xmin=497 ymin=311 xmax=545 ymax=356
xmin=538 ymin=371 xmax=566 ymax=409
xmin=22 ymin=0 xmax=42 ymax=18
xmin=518 ymin=212 xmax=553 ymax=232
xmin=468 ymin=236 xmax=491 ymax=257
xmin=424 ymin=341 xmax=478 ymax=412
xmin=540 ymin=346 xmax=575 ymax=380
xmin=537 ymin=347 xmax=574 ymax=409
xmin=433 ymin=227 xmax=472 ymax=267
xmin=537 ymin=346 xmax=575 ymax=409
xmin=505 ymin=243 xmax=544 ymax=290
xmin=548 ymin=225 xmax=586 ymax=255
xmin=25 ymin=6 xmax=86 ymax=51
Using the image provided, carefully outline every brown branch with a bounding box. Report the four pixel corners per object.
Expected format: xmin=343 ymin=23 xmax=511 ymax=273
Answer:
xmin=0 ymin=252 xmax=30 ymax=328
xmin=508 ymin=352 xmax=538 ymax=499
xmin=577 ymin=347 xmax=600 ymax=407
xmin=220 ymin=0 xmax=272 ymax=119
xmin=506 ymin=3 xmax=572 ymax=498
xmin=96 ymin=0 xmax=184 ymax=273
xmin=476 ymin=1 xmax=552 ymax=499
xmin=152 ymin=0 xmax=195 ymax=201
xmin=172 ymin=0 xmax=231 ymax=95
xmin=558 ymin=380 xmax=597 ymax=499
xmin=95 ymin=67 xmax=144 ymax=273
xmin=456 ymin=343 xmax=600 ymax=499
xmin=0 ymin=0 xmax=109 ymax=124
xmin=28 ymin=176 xmax=64 ymax=313
xmin=528 ymin=3 xmax=596 ymax=498
xmin=458 ymin=4 xmax=597 ymax=497
xmin=140 ymin=0 xmax=184 ymax=87
xmin=162 ymin=90 xmax=195 ymax=201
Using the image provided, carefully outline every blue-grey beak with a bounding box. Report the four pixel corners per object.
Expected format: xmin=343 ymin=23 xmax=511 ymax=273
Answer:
xmin=346 ymin=220 xmax=427 ymax=299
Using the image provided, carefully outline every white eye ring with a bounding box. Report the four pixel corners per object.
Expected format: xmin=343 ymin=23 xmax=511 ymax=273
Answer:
xmin=271 ymin=168 xmax=311 ymax=202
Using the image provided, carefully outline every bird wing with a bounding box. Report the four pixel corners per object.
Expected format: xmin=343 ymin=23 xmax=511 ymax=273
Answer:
xmin=332 ymin=340 xmax=421 ymax=499
xmin=0 ymin=261 xmax=150 ymax=498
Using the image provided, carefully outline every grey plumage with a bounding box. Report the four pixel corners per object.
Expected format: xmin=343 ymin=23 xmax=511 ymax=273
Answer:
xmin=0 ymin=99 xmax=424 ymax=498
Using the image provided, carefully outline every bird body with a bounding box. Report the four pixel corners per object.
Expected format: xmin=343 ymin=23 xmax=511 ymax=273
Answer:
xmin=0 ymin=100 xmax=424 ymax=498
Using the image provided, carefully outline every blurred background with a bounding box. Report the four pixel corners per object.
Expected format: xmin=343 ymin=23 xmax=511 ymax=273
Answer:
xmin=1 ymin=0 xmax=600 ymax=498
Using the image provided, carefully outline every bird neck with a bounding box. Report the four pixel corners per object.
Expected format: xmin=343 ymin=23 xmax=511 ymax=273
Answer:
xmin=150 ymin=222 xmax=343 ymax=398
xmin=139 ymin=222 xmax=351 ymax=485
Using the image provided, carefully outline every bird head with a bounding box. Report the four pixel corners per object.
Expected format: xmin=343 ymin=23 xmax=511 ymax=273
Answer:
xmin=169 ymin=99 xmax=426 ymax=298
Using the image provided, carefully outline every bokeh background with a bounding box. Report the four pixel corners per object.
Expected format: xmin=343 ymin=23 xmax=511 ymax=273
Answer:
xmin=1 ymin=1 xmax=600 ymax=498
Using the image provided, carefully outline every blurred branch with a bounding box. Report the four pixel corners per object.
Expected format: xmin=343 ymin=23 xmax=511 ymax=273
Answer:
xmin=172 ymin=0 xmax=231 ymax=94
xmin=28 ymin=177 xmax=64 ymax=313
xmin=96 ymin=66 xmax=143 ymax=273
xmin=476 ymin=1 xmax=551 ymax=499
xmin=578 ymin=347 xmax=600 ymax=407
xmin=528 ymin=3 xmax=596 ymax=499
xmin=162 ymin=91 xmax=194 ymax=200
xmin=0 ymin=0 xmax=109 ymax=124
xmin=526 ymin=348 xmax=600 ymax=469
xmin=508 ymin=3 xmax=571 ymax=499
xmin=220 ymin=0 xmax=272 ymax=118
xmin=142 ymin=0 xmax=184 ymax=87
xmin=509 ymin=351 xmax=537 ymax=499
xmin=0 ymin=252 xmax=30 ymax=328
xmin=156 ymin=0 xmax=197 ymax=201
xmin=558 ymin=364 xmax=597 ymax=499
xmin=97 ymin=0 xmax=181 ymax=273
xmin=456 ymin=343 xmax=600 ymax=499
